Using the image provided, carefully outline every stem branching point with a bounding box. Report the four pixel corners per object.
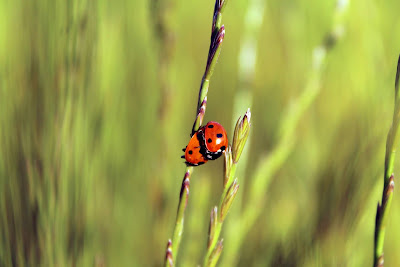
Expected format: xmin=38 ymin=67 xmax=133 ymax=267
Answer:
xmin=164 ymin=0 xmax=229 ymax=265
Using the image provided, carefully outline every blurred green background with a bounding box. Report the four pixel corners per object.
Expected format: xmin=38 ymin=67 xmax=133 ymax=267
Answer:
xmin=1 ymin=0 xmax=400 ymax=266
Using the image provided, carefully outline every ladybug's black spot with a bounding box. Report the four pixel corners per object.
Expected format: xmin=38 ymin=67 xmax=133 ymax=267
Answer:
xmin=208 ymin=124 xmax=214 ymax=128
xmin=220 ymin=146 xmax=226 ymax=151
xmin=217 ymin=133 xmax=223 ymax=138
xmin=188 ymin=150 xmax=193 ymax=155
xmin=208 ymin=138 xmax=212 ymax=143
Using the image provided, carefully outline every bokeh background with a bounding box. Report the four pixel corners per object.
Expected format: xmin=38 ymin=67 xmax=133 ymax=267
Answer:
xmin=1 ymin=0 xmax=400 ymax=266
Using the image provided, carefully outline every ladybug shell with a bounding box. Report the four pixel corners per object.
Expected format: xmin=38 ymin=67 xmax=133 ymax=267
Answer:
xmin=201 ymin=121 xmax=228 ymax=160
xmin=184 ymin=131 xmax=208 ymax=166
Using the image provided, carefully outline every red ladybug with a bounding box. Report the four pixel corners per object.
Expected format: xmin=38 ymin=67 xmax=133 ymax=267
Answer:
xmin=181 ymin=131 xmax=208 ymax=166
xmin=199 ymin=121 xmax=228 ymax=160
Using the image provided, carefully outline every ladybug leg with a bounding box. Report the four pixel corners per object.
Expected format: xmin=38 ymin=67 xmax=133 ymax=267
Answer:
xmin=181 ymin=155 xmax=185 ymax=159
xmin=185 ymin=161 xmax=198 ymax=167
xmin=182 ymin=146 xmax=187 ymax=152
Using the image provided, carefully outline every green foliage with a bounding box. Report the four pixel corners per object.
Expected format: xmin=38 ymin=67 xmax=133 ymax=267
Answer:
xmin=1 ymin=0 xmax=400 ymax=266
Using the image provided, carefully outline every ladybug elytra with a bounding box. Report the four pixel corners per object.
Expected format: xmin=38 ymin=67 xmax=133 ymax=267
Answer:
xmin=182 ymin=131 xmax=208 ymax=166
xmin=200 ymin=121 xmax=228 ymax=160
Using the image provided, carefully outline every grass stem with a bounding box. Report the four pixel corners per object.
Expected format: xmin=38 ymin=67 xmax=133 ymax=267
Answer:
xmin=373 ymin=55 xmax=400 ymax=267
xmin=203 ymin=110 xmax=251 ymax=267
xmin=164 ymin=0 xmax=227 ymax=265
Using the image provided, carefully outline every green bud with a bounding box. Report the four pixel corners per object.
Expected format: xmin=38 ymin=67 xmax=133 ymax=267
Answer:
xmin=232 ymin=108 xmax=251 ymax=163
xmin=220 ymin=179 xmax=239 ymax=222
xmin=207 ymin=239 xmax=224 ymax=267
xmin=207 ymin=207 xmax=218 ymax=248
xmin=205 ymin=26 xmax=225 ymax=80
xmin=223 ymin=146 xmax=233 ymax=186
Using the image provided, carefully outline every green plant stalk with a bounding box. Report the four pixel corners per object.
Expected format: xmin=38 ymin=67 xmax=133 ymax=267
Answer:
xmin=165 ymin=0 xmax=227 ymax=265
xmin=204 ymin=110 xmax=250 ymax=266
xmin=207 ymin=240 xmax=223 ymax=267
xmin=212 ymin=0 xmax=225 ymax=35
xmin=221 ymin=0 xmax=264 ymax=263
xmin=374 ymin=55 xmax=400 ymax=267
xmin=205 ymin=221 xmax=223 ymax=265
xmin=193 ymin=0 xmax=226 ymax=128
xmin=204 ymin=163 xmax=237 ymax=266
xmin=221 ymin=164 xmax=237 ymax=198
xmin=193 ymin=25 xmax=225 ymax=133
xmin=165 ymin=239 xmax=173 ymax=267
xmin=169 ymin=168 xmax=192 ymax=265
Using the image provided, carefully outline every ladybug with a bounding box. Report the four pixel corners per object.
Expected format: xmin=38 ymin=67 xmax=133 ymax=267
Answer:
xmin=199 ymin=121 xmax=228 ymax=160
xmin=181 ymin=131 xmax=208 ymax=166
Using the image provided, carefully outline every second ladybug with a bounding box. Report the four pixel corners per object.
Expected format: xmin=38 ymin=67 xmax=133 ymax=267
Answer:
xmin=198 ymin=121 xmax=228 ymax=160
